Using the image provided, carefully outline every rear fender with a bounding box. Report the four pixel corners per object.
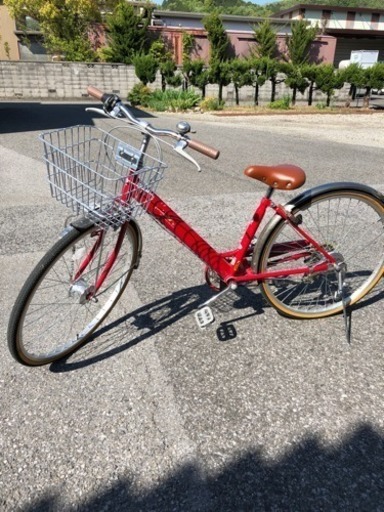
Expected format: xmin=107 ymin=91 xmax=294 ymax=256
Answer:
xmin=252 ymin=182 xmax=384 ymax=270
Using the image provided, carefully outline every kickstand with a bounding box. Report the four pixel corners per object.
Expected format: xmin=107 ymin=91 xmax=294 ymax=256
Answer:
xmin=337 ymin=266 xmax=352 ymax=344
xmin=342 ymin=302 xmax=352 ymax=344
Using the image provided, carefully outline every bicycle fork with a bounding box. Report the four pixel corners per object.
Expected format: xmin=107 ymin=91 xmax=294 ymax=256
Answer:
xmin=68 ymin=225 xmax=128 ymax=304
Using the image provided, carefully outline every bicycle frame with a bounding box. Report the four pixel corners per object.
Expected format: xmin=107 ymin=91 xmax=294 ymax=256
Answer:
xmin=77 ymin=192 xmax=339 ymax=301
xmin=144 ymin=191 xmax=336 ymax=285
xmin=72 ymin=135 xmax=339 ymax=296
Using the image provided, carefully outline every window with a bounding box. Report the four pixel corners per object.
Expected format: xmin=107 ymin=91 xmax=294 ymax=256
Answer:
xmin=346 ymin=11 xmax=355 ymax=29
xmin=371 ymin=13 xmax=380 ymax=30
xmin=322 ymin=10 xmax=331 ymax=21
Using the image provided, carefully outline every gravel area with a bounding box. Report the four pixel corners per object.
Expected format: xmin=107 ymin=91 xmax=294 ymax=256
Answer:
xmin=174 ymin=111 xmax=384 ymax=149
xmin=1 ymin=104 xmax=383 ymax=511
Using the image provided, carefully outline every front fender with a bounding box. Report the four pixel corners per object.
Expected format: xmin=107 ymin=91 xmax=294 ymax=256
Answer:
xmin=128 ymin=219 xmax=143 ymax=269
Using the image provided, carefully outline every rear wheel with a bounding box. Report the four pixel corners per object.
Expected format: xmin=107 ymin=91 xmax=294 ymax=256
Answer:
xmin=8 ymin=221 xmax=138 ymax=365
xmin=256 ymin=190 xmax=384 ymax=318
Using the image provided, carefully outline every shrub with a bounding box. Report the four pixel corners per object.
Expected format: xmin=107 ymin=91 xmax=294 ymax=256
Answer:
xmin=133 ymin=54 xmax=158 ymax=86
xmin=127 ymin=83 xmax=152 ymax=107
xmin=267 ymin=95 xmax=291 ymax=110
xmin=199 ymin=97 xmax=224 ymax=111
xmin=147 ymin=89 xmax=201 ymax=112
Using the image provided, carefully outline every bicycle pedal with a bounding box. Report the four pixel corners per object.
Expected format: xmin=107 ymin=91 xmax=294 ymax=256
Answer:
xmin=195 ymin=306 xmax=215 ymax=329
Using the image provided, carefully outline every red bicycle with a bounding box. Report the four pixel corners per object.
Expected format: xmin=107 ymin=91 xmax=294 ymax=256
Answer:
xmin=8 ymin=86 xmax=384 ymax=366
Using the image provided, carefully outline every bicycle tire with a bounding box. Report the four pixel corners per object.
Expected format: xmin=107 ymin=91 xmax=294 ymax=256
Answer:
xmin=255 ymin=189 xmax=384 ymax=319
xmin=8 ymin=221 xmax=139 ymax=366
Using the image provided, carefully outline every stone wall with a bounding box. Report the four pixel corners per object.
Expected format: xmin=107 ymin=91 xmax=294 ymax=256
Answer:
xmin=0 ymin=61 xmax=159 ymax=100
xmin=0 ymin=60 xmax=347 ymax=105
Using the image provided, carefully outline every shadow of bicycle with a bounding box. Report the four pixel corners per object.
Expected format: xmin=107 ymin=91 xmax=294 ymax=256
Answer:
xmin=49 ymin=284 xmax=265 ymax=373
xmin=50 ymin=277 xmax=383 ymax=373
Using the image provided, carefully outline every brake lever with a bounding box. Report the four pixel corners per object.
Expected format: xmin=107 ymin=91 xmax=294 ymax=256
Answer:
xmin=174 ymin=140 xmax=201 ymax=172
xmin=85 ymin=107 xmax=111 ymax=118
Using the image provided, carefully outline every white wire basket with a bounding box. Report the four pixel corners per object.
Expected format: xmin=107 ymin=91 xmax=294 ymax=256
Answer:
xmin=39 ymin=125 xmax=166 ymax=228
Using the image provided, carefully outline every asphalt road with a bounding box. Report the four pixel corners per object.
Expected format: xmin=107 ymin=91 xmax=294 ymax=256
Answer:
xmin=0 ymin=102 xmax=383 ymax=511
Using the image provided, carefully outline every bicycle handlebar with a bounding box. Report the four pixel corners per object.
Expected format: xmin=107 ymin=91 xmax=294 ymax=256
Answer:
xmin=87 ymin=85 xmax=220 ymax=160
xmin=87 ymin=85 xmax=105 ymax=102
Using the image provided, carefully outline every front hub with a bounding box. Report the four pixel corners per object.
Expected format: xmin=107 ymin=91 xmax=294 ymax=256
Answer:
xmin=69 ymin=279 xmax=95 ymax=304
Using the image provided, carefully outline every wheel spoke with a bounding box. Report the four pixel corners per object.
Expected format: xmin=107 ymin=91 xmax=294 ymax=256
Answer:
xmin=259 ymin=191 xmax=383 ymax=318
xmin=8 ymin=223 xmax=137 ymax=365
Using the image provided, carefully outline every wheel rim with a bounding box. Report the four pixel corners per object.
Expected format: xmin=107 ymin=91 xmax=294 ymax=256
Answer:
xmin=260 ymin=192 xmax=384 ymax=317
xmin=17 ymin=225 xmax=136 ymax=363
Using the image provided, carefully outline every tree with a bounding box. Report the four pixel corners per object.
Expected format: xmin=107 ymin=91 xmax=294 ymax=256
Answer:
xmin=285 ymin=19 xmax=318 ymax=67
xmin=264 ymin=57 xmax=284 ymax=103
xmin=133 ymin=53 xmax=158 ymax=86
xmin=187 ymin=59 xmax=210 ymax=98
xmin=181 ymin=31 xmax=195 ymax=90
xmin=280 ymin=62 xmax=309 ymax=105
xmin=343 ymin=62 xmax=384 ymax=108
xmin=150 ymin=38 xmax=182 ymax=91
xmin=360 ymin=63 xmax=384 ymax=107
xmin=252 ymin=19 xmax=277 ymax=60
xmin=314 ymin=64 xmax=345 ymax=106
xmin=203 ymin=10 xmax=231 ymax=102
xmin=204 ymin=10 xmax=229 ymax=63
xmin=230 ymin=58 xmax=252 ymax=105
xmin=302 ymin=63 xmax=318 ymax=106
xmin=283 ymin=19 xmax=318 ymax=104
xmin=181 ymin=32 xmax=210 ymax=97
xmin=208 ymin=60 xmax=232 ymax=102
xmin=160 ymin=0 xmax=384 ymax=14
xmin=5 ymin=0 xmax=100 ymax=61
xmin=342 ymin=63 xmax=365 ymax=107
xmin=160 ymin=0 xmax=271 ymax=16
xmin=101 ymin=1 xmax=150 ymax=64
xmin=249 ymin=57 xmax=269 ymax=106
xmin=159 ymin=59 xmax=183 ymax=89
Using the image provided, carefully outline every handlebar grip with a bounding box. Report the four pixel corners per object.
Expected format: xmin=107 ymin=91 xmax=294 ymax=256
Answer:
xmin=87 ymin=85 xmax=106 ymax=101
xmin=187 ymin=138 xmax=220 ymax=160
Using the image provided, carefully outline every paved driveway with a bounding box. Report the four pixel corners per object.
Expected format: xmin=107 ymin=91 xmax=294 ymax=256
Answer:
xmin=0 ymin=103 xmax=383 ymax=511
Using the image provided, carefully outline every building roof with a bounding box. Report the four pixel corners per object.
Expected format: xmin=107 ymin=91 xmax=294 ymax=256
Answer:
xmin=273 ymin=3 xmax=384 ymax=17
xmin=152 ymin=10 xmax=288 ymax=25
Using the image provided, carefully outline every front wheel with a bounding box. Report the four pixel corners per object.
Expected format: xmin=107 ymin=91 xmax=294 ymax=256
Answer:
xmin=8 ymin=221 xmax=139 ymax=366
xmin=255 ymin=190 xmax=384 ymax=319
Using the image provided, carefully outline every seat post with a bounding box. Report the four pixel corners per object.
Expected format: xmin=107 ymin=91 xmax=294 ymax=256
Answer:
xmin=265 ymin=186 xmax=274 ymax=199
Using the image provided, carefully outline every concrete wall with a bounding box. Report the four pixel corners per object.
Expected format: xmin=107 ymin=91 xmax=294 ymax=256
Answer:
xmin=0 ymin=61 xmax=161 ymax=99
xmin=0 ymin=60 xmax=348 ymax=106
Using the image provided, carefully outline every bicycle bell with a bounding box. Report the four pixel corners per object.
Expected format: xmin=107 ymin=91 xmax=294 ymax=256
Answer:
xmin=176 ymin=121 xmax=191 ymax=135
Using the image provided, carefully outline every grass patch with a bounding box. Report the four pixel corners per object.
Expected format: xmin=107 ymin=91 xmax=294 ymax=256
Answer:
xmin=267 ymin=95 xmax=291 ymax=110
xmin=147 ymin=89 xmax=201 ymax=112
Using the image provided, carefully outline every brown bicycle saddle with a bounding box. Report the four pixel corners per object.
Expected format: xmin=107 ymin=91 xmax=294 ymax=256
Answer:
xmin=244 ymin=164 xmax=306 ymax=190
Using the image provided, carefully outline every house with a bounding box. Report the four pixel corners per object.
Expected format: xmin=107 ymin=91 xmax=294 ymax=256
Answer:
xmin=150 ymin=11 xmax=290 ymax=64
xmin=273 ymin=4 xmax=384 ymax=66
xmin=1 ymin=2 xmax=383 ymax=67
xmin=149 ymin=10 xmax=336 ymax=65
